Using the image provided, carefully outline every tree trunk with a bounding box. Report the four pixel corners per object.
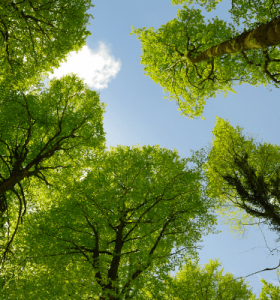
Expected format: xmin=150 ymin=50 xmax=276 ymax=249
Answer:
xmin=187 ymin=15 xmax=280 ymax=63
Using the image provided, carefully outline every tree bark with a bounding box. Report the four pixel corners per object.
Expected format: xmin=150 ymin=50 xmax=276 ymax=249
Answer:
xmin=187 ymin=15 xmax=280 ymax=63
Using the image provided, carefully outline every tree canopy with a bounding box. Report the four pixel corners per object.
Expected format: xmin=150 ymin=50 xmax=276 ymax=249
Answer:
xmin=259 ymin=278 xmax=280 ymax=300
xmin=204 ymin=117 xmax=280 ymax=236
xmin=132 ymin=2 xmax=280 ymax=118
xmin=143 ymin=258 xmax=255 ymax=299
xmin=0 ymin=0 xmax=93 ymax=89
xmin=172 ymin=0 xmax=279 ymax=30
xmin=0 ymin=74 xmax=105 ymax=267
xmin=1 ymin=145 xmax=217 ymax=299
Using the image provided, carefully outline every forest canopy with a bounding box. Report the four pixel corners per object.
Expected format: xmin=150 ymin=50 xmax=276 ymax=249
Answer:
xmin=132 ymin=1 xmax=280 ymax=118
xmin=1 ymin=0 xmax=280 ymax=298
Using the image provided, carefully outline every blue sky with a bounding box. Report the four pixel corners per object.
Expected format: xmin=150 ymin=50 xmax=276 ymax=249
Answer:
xmin=48 ymin=0 xmax=280 ymax=296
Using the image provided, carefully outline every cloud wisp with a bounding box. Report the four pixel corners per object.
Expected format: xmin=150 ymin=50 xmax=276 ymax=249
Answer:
xmin=48 ymin=42 xmax=121 ymax=89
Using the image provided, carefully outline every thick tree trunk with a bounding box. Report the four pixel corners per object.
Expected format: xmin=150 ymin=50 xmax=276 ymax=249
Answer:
xmin=188 ymin=15 xmax=280 ymax=63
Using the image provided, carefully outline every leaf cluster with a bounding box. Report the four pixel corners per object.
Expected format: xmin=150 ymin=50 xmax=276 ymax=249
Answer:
xmin=143 ymin=258 xmax=255 ymax=299
xmin=205 ymin=117 xmax=280 ymax=237
xmin=172 ymin=0 xmax=280 ymax=31
xmin=0 ymin=0 xmax=93 ymax=89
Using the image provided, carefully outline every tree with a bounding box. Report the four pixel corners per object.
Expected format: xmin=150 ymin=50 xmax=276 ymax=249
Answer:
xmin=0 ymin=0 xmax=93 ymax=89
xmin=2 ymin=145 xmax=218 ymax=299
xmin=131 ymin=3 xmax=280 ymax=118
xmin=172 ymin=0 xmax=279 ymax=31
xmin=142 ymin=258 xmax=256 ymax=299
xmin=0 ymin=74 xmax=105 ymax=266
xmin=259 ymin=278 xmax=280 ymax=300
xmin=204 ymin=117 xmax=280 ymax=236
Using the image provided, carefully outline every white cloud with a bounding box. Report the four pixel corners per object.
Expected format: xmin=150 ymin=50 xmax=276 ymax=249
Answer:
xmin=48 ymin=42 xmax=121 ymax=89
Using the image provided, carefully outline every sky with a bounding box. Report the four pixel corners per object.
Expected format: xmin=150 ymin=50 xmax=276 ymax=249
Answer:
xmin=46 ymin=0 xmax=280 ymax=296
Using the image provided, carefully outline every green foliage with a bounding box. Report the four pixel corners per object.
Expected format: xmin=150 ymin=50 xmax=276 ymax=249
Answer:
xmin=131 ymin=7 xmax=237 ymax=118
xmin=172 ymin=0 xmax=222 ymax=12
xmin=1 ymin=1 xmax=279 ymax=298
xmin=0 ymin=0 xmax=93 ymax=89
xmin=132 ymin=4 xmax=280 ymax=118
xmin=204 ymin=117 xmax=280 ymax=236
xmin=170 ymin=259 xmax=255 ymax=300
xmin=172 ymin=0 xmax=280 ymax=30
xmin=0 ymin=74 xmax=105 ymax=266
xmin=3 ymin=145 xmax=218 ymax=299
xmin=259 ymin=279 xmax=280 ymax=300
xmin=144 ymin=258 xmax=256 ymax=299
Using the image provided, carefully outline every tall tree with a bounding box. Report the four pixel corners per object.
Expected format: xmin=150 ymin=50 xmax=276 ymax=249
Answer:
xmin=0 ymin=74 xmax=105 ymax=266
xmin=2 ymin=145 xmax=217 ymax=299
xmin=0 ymin=0 xmax=93 ymax=89
xmin=204 ymin=117 xmax=280 ymax=236
xmin=132 ymin=3 xmax=280 ymax=118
